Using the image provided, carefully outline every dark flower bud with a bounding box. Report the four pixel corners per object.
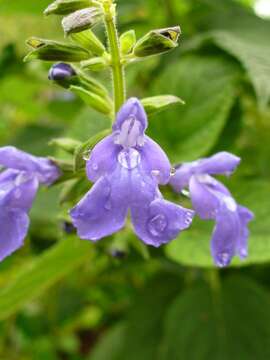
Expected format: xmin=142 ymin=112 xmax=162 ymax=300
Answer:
xmin=62 ymin=7 xmax=102 ymax=35
xmin=110 ymin=249 xmax=127 ymax=259
xmin=62 ymin=221 xmax=76 ymax=234
xmin=48 ymin=62 xmax=76 ymax=81
xmin=44 ymin=0 xmax=94 ymax=16
xmin=133 ymin=26 xmax=181 ymax=57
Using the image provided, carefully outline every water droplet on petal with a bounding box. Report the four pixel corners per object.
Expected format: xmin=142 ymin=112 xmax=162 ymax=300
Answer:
xmin=181 ymin=189 xmax=190 ymax=198
xmin=15 ymin=172 xmax=30 ymax=186
xmin=170 ymin=167 xmax=176 ymax=177
xmin=151 ymin=170 xmax=160 ymax=181
xmin=239 ymin=248 xmax=248 ymax=259
xmin=104 ymin=201 xmax=112 ymax=211
xmin=118 ymin=149 xmax=141 ymax=169
xmin=147 ymin=214 xmax=168 ymax=237
xmin=83 ymin=150 xmax=91 ymax=161
xmin=223 ymin=196 xmax=237 ymax=212
xmin=216 ymin=252 xmax=231 ymax=268
xmin=137 ymin=135 xmax=145 ymax=147
xmin=184 ymin=211 xmax=193 ymax=226
xmin=14 ymin=188 xmax=21 ymax=199
xmin=92 ymin=163 xmax=99 ymax=171
xmin=103 ymin=186 xmax=111 ymax=196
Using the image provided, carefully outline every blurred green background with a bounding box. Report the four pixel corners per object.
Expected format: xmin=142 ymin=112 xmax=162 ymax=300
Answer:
xmin=0 ymin=0 xmax=270 ymax=359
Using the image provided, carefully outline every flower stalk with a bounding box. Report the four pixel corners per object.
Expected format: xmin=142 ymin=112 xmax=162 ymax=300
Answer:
xmin=102 ymin=0 xmax=126 ymax=115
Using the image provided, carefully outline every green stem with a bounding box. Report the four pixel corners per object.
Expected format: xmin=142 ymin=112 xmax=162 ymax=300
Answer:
xmin=103 ymin=1 xmax=126 ymax=115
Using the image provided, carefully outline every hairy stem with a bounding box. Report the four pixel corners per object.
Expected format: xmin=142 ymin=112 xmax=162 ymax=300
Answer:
xmin=103 ymin=1 xmax=126 ymax=115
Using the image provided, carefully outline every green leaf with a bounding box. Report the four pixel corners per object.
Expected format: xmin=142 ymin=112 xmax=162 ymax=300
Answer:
xmin=141 ymin=95 xmax=184 ymax=117
xmin=65 ymin=107 xmax=110 ymax=142
xmin=160 ymin=276 xmax=270 ymax=360
xmin=189 ymin=30 xmax=270 ymax=110
xmin=73 ymin=128 xmax=111 ymax=171
xmin=88 ymin=324 xmax=127 ymax=360
xmin=166 ymin=180 xmax=269 ymax=267
xmin=70 ymin=85 xmax=112 ymax=115
xmin=90 ymin=275 xmax=181 ymax=360
xmin=188 ymin=0 xmax=270 ymax=109
xmin=0 ymin=238 xmax=93 ymax=320
xmin=148 ymin=55 xmax=240 ymax=163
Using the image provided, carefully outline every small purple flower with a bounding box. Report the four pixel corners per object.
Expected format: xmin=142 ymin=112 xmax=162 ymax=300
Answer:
xmin=0 ymin=147 xmax=60 ymax=261
xmin=170 ymin=152 xmax=254 ymax=267
xmin=70 ymin=98 xmax=194 ymax=246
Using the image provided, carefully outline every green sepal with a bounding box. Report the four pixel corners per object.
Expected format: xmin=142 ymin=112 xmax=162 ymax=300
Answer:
xmin=49 ymin=137 xmax=82 ymax=154
xmin=59 ymin=178 xmax=89 ymax=204
xmin=70 ymin=85 xmax=112 ymax=115
xmin=141 ymin=95 xmax=185 ymax=117
xmin=133 ymin=26 xmax=181 ymax=57
xmin=24 ymin=37 xmax=90 ymax=62
xmin=120 ymin=30 xmax=136 ymax=55
xmin=44 ymin=0 xmax=94 ymax=16
xmin=62 ymin=7 xmax=102 ymax=36
xmin=48 ymin=157 xmax=75 ymax=172
xmin=70 ymin=29 xmax=106 ymax=56
xmin=73 ymin=128 xmax=111 ymax=172
xmin=81 ymin=56 xmax=108 ymax=71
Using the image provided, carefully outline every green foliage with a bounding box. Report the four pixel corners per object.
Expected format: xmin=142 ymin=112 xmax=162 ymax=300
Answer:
xmin=1 ymin=0 xmax=270 ymax=358
xmin=160 ymin=276 xmax=270 ymax=360
xmin=0 ymin=237 xmax=92 ymax=321
xmin=148 ymin=55 xmax=240 ymax=162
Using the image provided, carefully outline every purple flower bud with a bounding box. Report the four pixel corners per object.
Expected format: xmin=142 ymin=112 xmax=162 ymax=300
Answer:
xmin=48 ymin=62 xmax=76 ymax=81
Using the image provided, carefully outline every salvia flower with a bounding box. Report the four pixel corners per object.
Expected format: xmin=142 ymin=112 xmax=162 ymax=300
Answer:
xmin=70 ymin=98 xmax=194 ymax=246
xmin=170 ymin=152 xmax=254 ymax=268
xmin=0 ymin=147 xmax=60 ymax=261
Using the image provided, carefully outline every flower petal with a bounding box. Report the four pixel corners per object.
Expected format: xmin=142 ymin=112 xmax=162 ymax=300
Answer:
xmin=170 ymin=163 xmax=194 ymax=192
xmin=130 ymin=168 xmax=194 ymax=246
xmin=0 ymin=170 xmax=39 ymax=212
xmin=170 ymin=152 xmax=240 ymax=192
xmin=236 ymin=205 xmax=254 ymax=259
xmin=86 ymin=135 xmax=120 ymax=182
xmin=70 ymin=166 xmax=129 ymax=241
xmin=0 ymin=147 xmax=60 ymax=185
xmin=113 ymin=98 xmax=148 ymax=133
xmin=0 ymin=208 xmax=29 ymax=262
xmin=195 ymin=152 xmax=241 ymax=176
xmin=140 ymin=136 xmax=171 ymax=185
xmin=189 ymin=175 xmax=221 ymax=219
xmin=211 ymin=201 xmax=240 ymax=267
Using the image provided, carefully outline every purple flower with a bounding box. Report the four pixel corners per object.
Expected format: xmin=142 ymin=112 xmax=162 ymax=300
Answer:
xmin=0 ymin=147 xmax=60 ymax=261
xmin=70 ymin=98 xmax=194 ymax=246
xmin=170 ymin=152 xmax=254 ymax=267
